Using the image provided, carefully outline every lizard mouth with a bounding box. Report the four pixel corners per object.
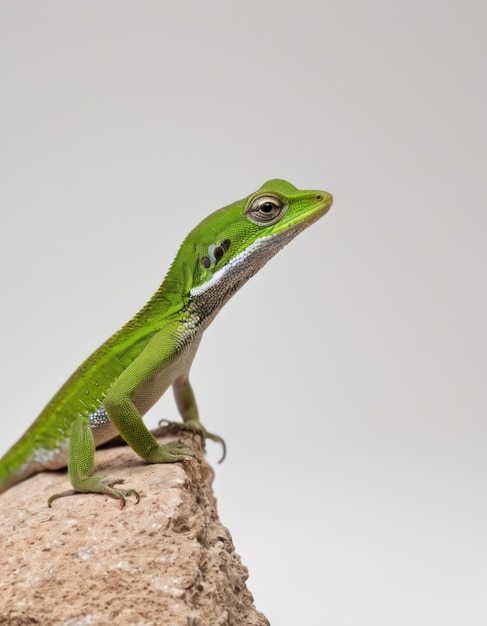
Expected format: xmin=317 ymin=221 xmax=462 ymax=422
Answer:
xmin=287 ymin=193 xmax=333 ymax=232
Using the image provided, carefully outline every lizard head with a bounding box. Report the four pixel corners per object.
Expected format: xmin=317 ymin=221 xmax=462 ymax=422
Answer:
xmin=166 ymin=179 xmax=333 ymax=314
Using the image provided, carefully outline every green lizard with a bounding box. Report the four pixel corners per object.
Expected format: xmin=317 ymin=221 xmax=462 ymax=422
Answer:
xmin=0 ymin=179 xmax=333 ymax=507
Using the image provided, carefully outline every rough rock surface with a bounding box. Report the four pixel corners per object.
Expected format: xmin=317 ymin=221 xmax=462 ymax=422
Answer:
xmin=0 ymin=429 xmax=269 ymax=626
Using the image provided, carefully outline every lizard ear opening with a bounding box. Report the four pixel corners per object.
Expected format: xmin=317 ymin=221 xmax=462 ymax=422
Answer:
xmin=245 ymin=193 xmax=288 ymax=226
xmin=200 ymin=239 xmax=232 ymax=270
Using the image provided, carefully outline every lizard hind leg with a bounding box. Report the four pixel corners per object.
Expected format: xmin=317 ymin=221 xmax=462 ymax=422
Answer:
xmin=47 ymin=415 xmax=139 ymax=509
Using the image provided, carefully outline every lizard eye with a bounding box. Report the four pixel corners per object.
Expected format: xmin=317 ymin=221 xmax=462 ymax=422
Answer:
xmin=245 ymin=194 xmax=288 ymax=226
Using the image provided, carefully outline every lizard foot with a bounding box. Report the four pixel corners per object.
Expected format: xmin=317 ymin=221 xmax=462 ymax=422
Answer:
xmin=144 ymin=439 xmax=196 ymax=464
xmin=159 ymin=419 xmax=226 ymax=463
xmin=47 ymin=477 xmax=140 ymax=509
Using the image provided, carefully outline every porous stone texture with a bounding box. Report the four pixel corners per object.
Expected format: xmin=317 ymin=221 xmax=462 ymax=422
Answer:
xmin=0 ymin=429 xmax=269 ymax=626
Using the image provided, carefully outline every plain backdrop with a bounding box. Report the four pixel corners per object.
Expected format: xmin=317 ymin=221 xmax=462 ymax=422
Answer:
xmin=1 ymin=2 xmax=485 ymax=625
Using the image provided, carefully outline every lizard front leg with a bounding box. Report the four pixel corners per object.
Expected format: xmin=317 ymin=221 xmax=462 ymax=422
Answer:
xmin=171 ymin=373 xmax=226 ymax=462
xmin=101 ymin=326 xmax=197 ymax=471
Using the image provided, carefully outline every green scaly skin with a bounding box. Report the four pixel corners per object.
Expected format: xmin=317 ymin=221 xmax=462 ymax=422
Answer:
xmin=0 ymin=179 xmax=333 ymax=507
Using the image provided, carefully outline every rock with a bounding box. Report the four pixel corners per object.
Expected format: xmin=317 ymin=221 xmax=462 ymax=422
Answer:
xmin=0 ymin=429 xmax=269 ymax=626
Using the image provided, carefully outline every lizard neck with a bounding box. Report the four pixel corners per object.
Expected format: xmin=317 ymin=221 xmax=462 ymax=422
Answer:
xmin=188 ymin=229 xmax=293 ymax=328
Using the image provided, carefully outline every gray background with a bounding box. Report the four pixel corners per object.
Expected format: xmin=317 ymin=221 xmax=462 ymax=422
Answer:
xmin=1 ymin=2 xmax=485 ymax=624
